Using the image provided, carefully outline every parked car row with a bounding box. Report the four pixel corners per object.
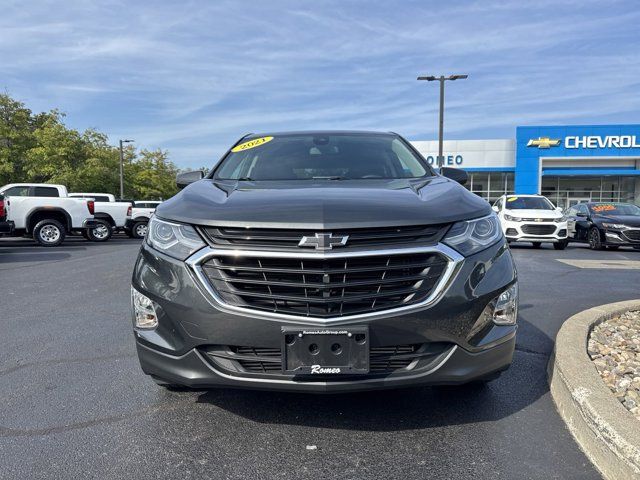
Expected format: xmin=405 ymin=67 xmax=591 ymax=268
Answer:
xmin=492 ymin=194 xmax=640 ymax=251
xmin=0 ymin=182 xmax=160 ymax=246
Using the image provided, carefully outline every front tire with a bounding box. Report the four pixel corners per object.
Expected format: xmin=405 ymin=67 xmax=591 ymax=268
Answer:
xmin=87 ymin=220 xmax=113 ymax=242
xmin=531 ymin=242 xmax=542 ymax=249
xmin=588 ymin=227 xmax=604 ymax=250
xmin=554 ymin=241 xmax=568 ymax=250
xmin=33 ymin=219 xmax=66 ymax=247
xmin=131 ymin=221 xmax=148 ymax=239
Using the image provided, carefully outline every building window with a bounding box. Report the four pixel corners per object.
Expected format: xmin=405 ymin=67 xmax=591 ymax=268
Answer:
xmin=541 ymin=176 xmax=640 ymax=209
xmin=467 ymin=172 xmax=514 ymax=202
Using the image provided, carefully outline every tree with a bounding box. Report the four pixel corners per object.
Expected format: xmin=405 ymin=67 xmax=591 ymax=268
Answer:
xmin=127 ymin=149 xmax=179 ymax=200
xmin=0 ymin=92 xmax=181 ymax=200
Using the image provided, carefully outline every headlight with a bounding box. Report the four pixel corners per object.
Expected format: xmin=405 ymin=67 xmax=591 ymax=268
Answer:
xmin=602 ymin=222 xmax=626 ymax=229
xmin=443 ymin=213 xmax=503 ymax=256
xmin=131 ymin=287 xmax=158 ymax=329
xmin=489 ymin=283 xmax=518 ymax=325
xmin=146 ymin=216 xmax=205 ymax=260
xmin=503 ymin=214 xmax=521 ymax=222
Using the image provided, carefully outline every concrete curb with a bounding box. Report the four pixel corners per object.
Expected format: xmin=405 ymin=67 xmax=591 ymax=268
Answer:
xmin=548 ymin=300 xmax=640 ymax=480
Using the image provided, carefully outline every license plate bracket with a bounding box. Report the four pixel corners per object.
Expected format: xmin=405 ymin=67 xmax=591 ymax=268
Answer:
xmin=281 ymin=326 xmax=369 ymax=375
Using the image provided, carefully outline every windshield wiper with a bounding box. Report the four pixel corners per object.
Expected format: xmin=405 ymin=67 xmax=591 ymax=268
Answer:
xmin=237 ymin=177 xmax=254 ymax=181
xmin=311 ymin=176 xmax=343 ymax=180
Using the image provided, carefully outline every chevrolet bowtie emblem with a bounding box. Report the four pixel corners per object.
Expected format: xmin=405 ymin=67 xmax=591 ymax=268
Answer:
xmin=298 ymin=233 xmax=349 ymax=251
xmin=527 ymin=137 xmax=561 ymax=149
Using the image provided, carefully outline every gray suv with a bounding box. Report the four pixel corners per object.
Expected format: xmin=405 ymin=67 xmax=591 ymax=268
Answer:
xmin=131 ymin=131 xmax=517 ymax=392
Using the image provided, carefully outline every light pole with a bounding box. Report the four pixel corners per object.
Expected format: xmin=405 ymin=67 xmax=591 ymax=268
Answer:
xmin=119 ymin=139 xmax=134 ymax=199
xmin=417 ymin=74 xmax=468 ymax=169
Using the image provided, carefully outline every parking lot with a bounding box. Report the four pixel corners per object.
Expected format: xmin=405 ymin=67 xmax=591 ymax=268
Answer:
xmin=0 ymin=237 xmax=638 ymax=479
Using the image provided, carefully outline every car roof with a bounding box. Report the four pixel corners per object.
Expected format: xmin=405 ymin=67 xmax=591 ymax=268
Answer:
xmin=242 ymin=130 xmax=398 ymax=139
xmin=4 ymin=183 xmax=65 ymax=188
xmin=502 ymin=194 xmax=546 ymax=198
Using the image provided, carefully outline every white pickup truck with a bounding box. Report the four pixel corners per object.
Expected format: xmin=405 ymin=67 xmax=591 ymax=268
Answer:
xmin=68 ymin=193 xmax=132 ymax=242
xmin=125 ymin=200 xmax=161 ymax=238
xmin=0 ymin=183 xmax=99 ymax=246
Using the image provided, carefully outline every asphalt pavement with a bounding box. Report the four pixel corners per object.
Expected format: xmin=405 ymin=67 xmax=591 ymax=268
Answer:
xmin=1 ymin=236 xmax=639 ymax=479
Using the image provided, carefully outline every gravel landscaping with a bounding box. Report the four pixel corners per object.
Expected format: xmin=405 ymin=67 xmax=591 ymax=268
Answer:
xmin=588 ymin=310 xmax=640 ymax=419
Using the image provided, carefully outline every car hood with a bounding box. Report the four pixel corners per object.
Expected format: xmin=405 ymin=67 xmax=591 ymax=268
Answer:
xmin=156 ymin=177 xmax=491 ymax=229
xmin=595 ymin=215 xmax=640 ymax=227
xmin=504 ymin=208 xmax=560 ymax=219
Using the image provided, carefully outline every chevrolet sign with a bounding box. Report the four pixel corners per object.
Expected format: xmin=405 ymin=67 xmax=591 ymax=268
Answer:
xmin=565 ymin=135 xmax=640 ymax=149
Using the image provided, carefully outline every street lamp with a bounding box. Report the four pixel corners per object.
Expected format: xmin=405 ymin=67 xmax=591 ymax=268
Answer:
xmin=417 ymin=74 xmax=468 ymax=169
xmin=119 ymin=139 xmax=134 ymax=199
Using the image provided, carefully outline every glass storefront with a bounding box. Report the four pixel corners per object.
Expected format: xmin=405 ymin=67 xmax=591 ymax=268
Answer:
xmin=467 ymin=171 xmax=515 ymax=203
xmin=541 ymin=176 xmax=640 ymax=209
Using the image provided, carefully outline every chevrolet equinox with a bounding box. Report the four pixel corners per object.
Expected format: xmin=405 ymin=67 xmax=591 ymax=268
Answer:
xmin=131 ymin=131 xmax=518 ymax=392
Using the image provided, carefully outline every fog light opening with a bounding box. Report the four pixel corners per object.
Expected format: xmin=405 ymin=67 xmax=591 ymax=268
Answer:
xmin=131 ymin=286 xmax=159 ymax=329
xmin=491 ymin=283 xmax=518 ymax=326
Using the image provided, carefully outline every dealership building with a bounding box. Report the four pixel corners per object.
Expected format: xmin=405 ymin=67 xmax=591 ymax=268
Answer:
xmin=412 ymin=124 xmax=640 ymax=209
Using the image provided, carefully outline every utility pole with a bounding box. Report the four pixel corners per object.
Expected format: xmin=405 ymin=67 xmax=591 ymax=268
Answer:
xmin=417 ymin=74 xmax=468 ymax=169
xmin=119 ymin=139 xmax=134 ymax=199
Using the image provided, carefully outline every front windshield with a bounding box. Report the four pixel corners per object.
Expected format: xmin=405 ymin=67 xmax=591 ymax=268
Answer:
xmin=505 ymin=196 xmax=555 ymax=210
xmin=589 ymin=203 xmax=640 ymax=216
xmin=214 ymin=133 xmax=432 ymax=180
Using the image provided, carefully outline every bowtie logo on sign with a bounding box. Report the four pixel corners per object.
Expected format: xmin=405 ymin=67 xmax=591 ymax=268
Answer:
xmin=527 ymin=137 xmax=561 ymax=149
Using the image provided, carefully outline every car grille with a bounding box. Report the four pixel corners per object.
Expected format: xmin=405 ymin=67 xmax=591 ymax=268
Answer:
xmin=201 ymin=224 xmax=449 ymax=250
xmin=521 ymin=224 xmax=556 ymax=235
xmin=200 ymin=251 xmax=449 ymax=318
xmin=202 ymin=344 xmax=447 ymax=375
xmin=623 ymin=229 xmax=640 ymax=242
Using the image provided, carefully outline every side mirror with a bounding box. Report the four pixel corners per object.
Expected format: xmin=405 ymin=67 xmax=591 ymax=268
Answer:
xmin=440 ymin=167 xmax=468 ymax=185
xmin=492 ymin=205 xmax=499 ymax=213
xmin=576 ymin=212 xmax=587 ymax=218
xmin=555 ymin=206 xmax=562 ymax=212
xmin=176 ymin=170 xmax=205 ymax=189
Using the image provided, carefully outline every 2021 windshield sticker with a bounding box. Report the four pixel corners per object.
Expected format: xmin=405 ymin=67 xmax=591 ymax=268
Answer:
xmin=231 ymin=136 xmax=274 ymax=152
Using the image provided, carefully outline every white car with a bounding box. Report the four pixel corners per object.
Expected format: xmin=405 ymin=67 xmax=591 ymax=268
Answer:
xmin=125 ymin=201 xmax=162 ymax=238
xmin=69 ymin=193 xmax=132 ymax=242
xmin=492 ymin=194 xmax=568 ymax=250
xmin=0 ymin=183 xmax=98 ymax=246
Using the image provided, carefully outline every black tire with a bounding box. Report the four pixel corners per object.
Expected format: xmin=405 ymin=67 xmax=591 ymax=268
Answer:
xmin=553 ymin=241 xmax=568 ymax=251
xmin=131 ymin=221 xmax=148 ymax=239
xmin=87 ymin=220 xmax=113 ymax=242
xmin=81 ymin=229 xmax=90 ymax=240
xmin=33 ymin=219 xmax=66 ymax=247
xmin=588 ymin=227 xmax=605 ymax=250
xmin=531 ymin=242 xmax=542 ymax=249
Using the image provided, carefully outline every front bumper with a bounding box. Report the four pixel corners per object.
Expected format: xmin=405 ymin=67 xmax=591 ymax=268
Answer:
xmin=136 ymin=332 xmax=515 ymax=392
xmin=502 ymin=219 xmax=567 ymax=243
xmin=603 ymin=228 xmax=640 ymax=246
xmin=131 ymin=239 xmax=517 ymax=391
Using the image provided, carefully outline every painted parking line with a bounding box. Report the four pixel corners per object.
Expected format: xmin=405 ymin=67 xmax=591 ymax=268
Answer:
xmin=556 ymin=259 xmax=640 ymax=269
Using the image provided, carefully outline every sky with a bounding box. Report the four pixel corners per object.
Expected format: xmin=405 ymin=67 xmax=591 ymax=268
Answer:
xmin=2 ymin=0 xmax=640 ymax=169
